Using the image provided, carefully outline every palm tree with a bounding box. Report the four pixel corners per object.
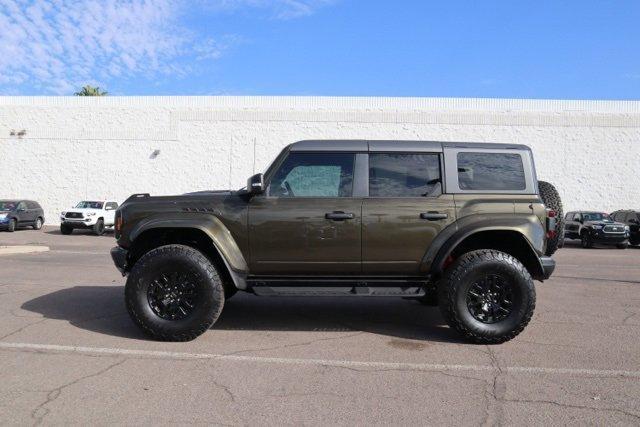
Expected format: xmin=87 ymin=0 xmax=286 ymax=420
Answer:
xmin=74 ymin=85 xmax=108 ymax=96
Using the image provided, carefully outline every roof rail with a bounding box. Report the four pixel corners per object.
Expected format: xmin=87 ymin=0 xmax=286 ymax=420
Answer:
xmin=125 ymin=193 xmax=150 ymax=202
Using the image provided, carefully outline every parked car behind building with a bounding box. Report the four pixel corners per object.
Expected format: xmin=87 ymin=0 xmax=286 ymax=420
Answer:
xmin=611 ymin=209 xmax=640 ymax=246
xmin=0 ymin=200 xmax=45 ymax=232
xmin=60 ymin=200 xmax=119 ymax=235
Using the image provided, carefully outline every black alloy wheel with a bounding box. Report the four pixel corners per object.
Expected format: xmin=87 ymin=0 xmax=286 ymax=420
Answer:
xmin=147 ymin=271 xmax=199 ymax=321
xmin=466 ymin=274 xmax=513 ymax=324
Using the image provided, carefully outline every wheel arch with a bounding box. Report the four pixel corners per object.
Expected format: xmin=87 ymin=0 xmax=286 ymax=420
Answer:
xmin=127 ymin=219 xmax=248 ymax=290
xmin=426 ymin=227 xmax=546 ymax=282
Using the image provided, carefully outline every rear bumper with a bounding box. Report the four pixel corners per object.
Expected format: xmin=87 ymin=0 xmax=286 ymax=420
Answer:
xmin=111 ymin=246 xmax=129 ymax=275
xmin=539 ymin=256 xmax=556 ymax=280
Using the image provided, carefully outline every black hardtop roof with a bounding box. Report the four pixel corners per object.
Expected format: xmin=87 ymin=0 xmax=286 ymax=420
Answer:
xmin=288 ymin=140 xmax=531 ymax=152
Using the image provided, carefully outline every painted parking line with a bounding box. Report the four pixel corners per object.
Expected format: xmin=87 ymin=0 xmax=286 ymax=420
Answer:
xmin=1 ymin=341 xmax=639 ymax=378
xmin=0 ymin=246 xmax=49 ymax=256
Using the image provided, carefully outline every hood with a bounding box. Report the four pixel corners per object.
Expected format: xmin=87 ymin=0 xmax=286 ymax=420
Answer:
xmin=118 ymin=190 xmax=245 ymax=215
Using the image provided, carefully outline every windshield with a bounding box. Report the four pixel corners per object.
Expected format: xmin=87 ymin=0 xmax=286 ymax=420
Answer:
xmin=582 ymin=212 xmax=611 ymax=222
xmin=75 ymin=201 xmax=103 ymax=209
xmin=0 ymin=201 xmax=17 ymax=211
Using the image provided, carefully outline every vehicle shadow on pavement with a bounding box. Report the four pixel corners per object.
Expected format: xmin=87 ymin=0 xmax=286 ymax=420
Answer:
xmin=218 ymin=294 xmax=462 ymax=343
xmin=20 ymin=285 xmax=145 ymax=340
xmin=20 ymin=286 xmax=462 ymax=343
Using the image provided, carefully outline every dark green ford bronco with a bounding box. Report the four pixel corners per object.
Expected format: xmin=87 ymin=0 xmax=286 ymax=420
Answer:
xmin=111 ymin=140 xmax=562 ymax=344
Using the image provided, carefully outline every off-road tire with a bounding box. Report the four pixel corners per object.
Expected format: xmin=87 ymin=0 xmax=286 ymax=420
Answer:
xmin=538 ymin=181 xmax=563 ymax=256
xmin=125 ymin=244 xmax=225 ymax=341
xmin=438 ymin=249 xmax=536 ymax=344
xmin=33 ymin=217 xmax=43 ymax=230
xmin=581 ymin=232 xmax=593 ymax=249
xmin=617 ymin=243 xmax=628 ymax=249
xmin=60 ymin=224 xmax=73 ymax=235
xmin=93 ymin=218 xmax=105 ymax=236
xmin=7 ymin=218 xmax=16 ymax=232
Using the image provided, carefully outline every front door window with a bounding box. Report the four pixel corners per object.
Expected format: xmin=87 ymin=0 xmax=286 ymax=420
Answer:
xmin=268 ymin=152 xmax=354 ymax=198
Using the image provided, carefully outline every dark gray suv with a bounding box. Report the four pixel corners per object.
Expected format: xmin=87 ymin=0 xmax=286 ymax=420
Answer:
xmin=0 ymin=200 xmax=45 ymax=232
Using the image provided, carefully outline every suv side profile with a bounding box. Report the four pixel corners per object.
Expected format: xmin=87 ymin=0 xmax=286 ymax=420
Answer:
xmin=611 ymin=210 xmax=640 ymax=246
xmin=564 ymin=211 xmax=629 ymax=249
xmin=0 ymin=200 xmax=45 ymax=232
xmin=111 ymin=140 xmax=559 ymax=344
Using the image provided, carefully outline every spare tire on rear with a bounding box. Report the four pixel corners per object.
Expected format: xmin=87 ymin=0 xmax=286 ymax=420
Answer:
xmin=538 ymin=181 xmax=563 ymax=256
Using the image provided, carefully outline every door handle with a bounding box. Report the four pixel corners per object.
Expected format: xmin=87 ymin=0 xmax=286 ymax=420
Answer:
xmin=420 ymin=212 xmax=448 ymax=221
xmin=325 ymin=211 xmax=355 ymax=221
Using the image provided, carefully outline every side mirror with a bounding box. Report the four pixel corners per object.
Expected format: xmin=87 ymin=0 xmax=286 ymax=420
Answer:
xmin=247 ymin=173 xmax=265 ymax=195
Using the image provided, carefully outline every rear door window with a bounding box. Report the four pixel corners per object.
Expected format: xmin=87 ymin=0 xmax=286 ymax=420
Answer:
xmin=369 ymin=153 xmax=441 ymax=197
xmin=457 ymin=152 xmax=526 ymax=191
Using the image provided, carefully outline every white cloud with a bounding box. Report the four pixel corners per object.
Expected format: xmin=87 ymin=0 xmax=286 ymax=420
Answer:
xmin=203 ymin=0 xmax=335 ymax=19
xmin=0 ymin=0 xmax=334 ymax=94
xmin=0 ymin=0 xmax=234 ymax=94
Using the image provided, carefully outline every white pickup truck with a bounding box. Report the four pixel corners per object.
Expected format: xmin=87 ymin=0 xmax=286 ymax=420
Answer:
xmin=60 ymin=200 xmax=119 ymax=235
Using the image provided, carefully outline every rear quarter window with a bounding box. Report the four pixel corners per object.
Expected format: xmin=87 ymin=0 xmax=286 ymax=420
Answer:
xmin=457 ymin=152 xmax=526 ymax=191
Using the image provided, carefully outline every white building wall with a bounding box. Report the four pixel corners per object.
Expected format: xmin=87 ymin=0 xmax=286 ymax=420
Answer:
xmin=0 ymin=96 xmax=639 ymax=224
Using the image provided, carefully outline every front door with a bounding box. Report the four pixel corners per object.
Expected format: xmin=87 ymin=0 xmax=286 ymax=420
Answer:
xmin=249 ymin=151 xmax=362 ymax=275
xmin=362 ymin=152 xmax=456 ymax=275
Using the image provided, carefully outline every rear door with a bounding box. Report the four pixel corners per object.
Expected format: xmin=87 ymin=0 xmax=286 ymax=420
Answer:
xmin=249 ymin=151 xmax=363 ymax=275
xmin=362 ymin=152 xmax=456 ymax=275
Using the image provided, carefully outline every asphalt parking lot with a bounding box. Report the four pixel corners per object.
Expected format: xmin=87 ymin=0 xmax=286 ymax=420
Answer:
xmin=1 ymin=227 xmax=639 ymax=425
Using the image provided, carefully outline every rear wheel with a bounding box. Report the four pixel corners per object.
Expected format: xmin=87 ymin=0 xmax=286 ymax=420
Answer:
xmin=33 ymin=217 xmax=43 ymax=230
xmin=125 ymin=244 xmax=225 ymax=341
xmin=93 ymin=219 xmax=105 ymax=236
xmin=538 ymin=181 xmax=563 ymax=256
xmin=438 ymin=249 xmax=536 ymax=344
xmin=60 ymin=224 xmax=73 ymax=235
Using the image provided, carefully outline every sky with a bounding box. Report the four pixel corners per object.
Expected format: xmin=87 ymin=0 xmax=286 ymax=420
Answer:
xmin=0 ymin=0 xmax=639 ymax=98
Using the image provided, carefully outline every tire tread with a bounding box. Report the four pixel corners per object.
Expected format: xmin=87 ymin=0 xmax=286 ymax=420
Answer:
xmin=438 ymin=249 xmax=536 ymax=344
xmin=125 ymin=244 xmax=224 ymax=342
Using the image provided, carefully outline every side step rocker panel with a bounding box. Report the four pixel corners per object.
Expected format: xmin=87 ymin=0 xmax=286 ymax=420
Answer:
xmin=247 ymin=278 xmax=429 ymax=297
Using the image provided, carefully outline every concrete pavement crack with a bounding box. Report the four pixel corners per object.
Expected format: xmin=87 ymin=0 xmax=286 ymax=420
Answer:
xmin=482 ymin=346 xmax=505 ymax=427
xmin=0 ymin=318 xmax=47 ymax=341
xmin=499 ymin=397 xmax=640 ymax=422
xmin=30 ymin=358 xmax=127 ymax=426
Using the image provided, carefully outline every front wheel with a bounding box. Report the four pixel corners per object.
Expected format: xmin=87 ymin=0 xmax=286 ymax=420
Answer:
xmin=438 ymin=250 xmax=536 ymax=344
xmin=581 ymin=233 xmax=593 ymax=249
xmin=7 ymin=218 xmax=16 ymax=232
xmin=60 ymin=224 xmax=73 ymax=235
xmin=617 ymin=243 xmax=628 ymax=249
xmin=125 ymin=244 xmax=225 ymax=341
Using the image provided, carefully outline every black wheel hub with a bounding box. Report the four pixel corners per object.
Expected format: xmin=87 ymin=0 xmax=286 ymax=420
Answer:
xmin=466 ymin=274 xmax=514 ymax=324
xmin=147 ymin=272 xmax=199 ymax=320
